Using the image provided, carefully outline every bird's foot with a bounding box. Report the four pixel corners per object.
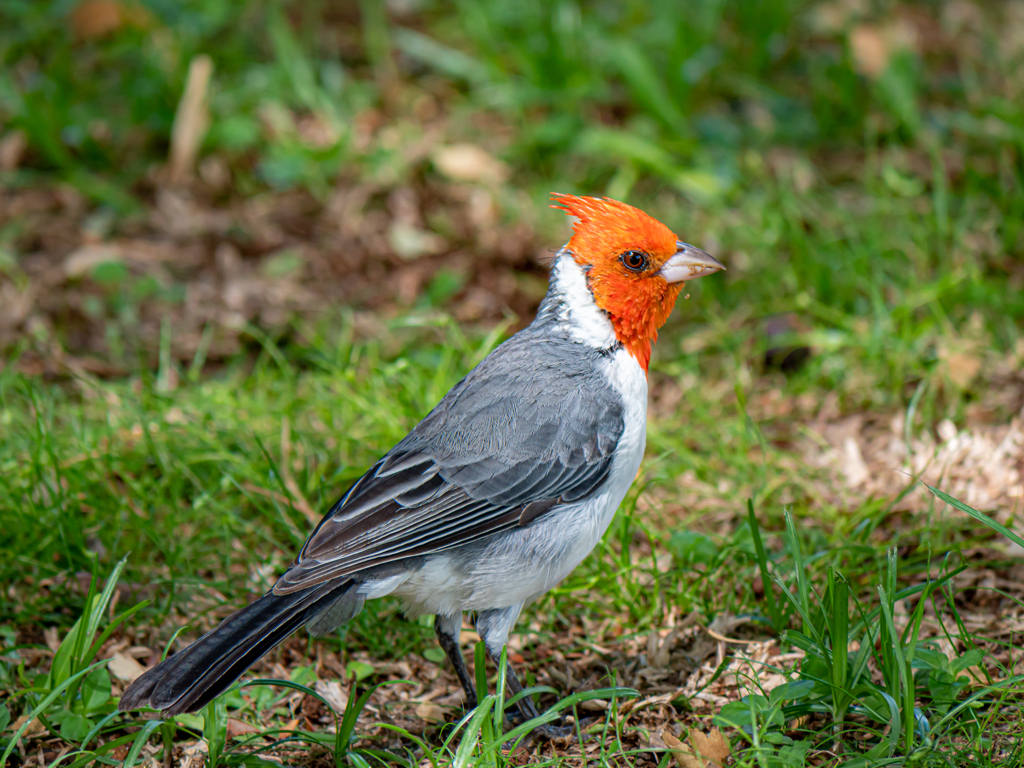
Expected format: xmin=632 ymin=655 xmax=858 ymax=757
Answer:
xmin=502 ymin=706 xmax=590 ymax=741
xmin=501 ymin=703 xmax=527 ymax=727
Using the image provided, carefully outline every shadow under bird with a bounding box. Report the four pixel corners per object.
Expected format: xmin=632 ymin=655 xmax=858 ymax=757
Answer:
xmin=119 ymin=194 xmax=725 ymax=738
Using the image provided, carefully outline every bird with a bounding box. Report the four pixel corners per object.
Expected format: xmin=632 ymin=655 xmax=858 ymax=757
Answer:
xmin=118 ymin=193 xmax=724 ymax=738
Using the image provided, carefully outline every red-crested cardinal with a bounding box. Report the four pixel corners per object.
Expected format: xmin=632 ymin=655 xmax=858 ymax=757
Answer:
xmin=119 ymin=194 xmax=724 ymax=737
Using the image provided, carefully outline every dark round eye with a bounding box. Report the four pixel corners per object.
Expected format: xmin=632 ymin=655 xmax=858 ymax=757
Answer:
xmin=620 ymin=250 xmax=649 ymax=272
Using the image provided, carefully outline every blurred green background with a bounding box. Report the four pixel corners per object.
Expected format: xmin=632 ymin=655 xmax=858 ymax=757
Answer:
xmin=2 ymin=2 xmax=1024 ymax=765
xmin=1 ymin=0 xmax=1021 ymax=407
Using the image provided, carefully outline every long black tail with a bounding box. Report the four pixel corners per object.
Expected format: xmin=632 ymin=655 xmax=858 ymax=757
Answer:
xmin=119 ymin=580 xmax=354 ymax=715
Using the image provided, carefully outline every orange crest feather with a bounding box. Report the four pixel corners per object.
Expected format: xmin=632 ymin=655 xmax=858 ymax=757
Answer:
xmin=550 ymin=194 xmax=678 ymax=261
xmin=550 ymin=193 xmax=684 ymax=371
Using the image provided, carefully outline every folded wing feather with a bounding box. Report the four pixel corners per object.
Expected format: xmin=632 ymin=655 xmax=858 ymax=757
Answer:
xmin=274 ymin=330 xmax=625 ymax=595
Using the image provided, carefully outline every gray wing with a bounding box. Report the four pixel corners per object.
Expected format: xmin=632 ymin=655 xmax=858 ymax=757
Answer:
xmin=273 ymin=333 xmax=624 ymax=593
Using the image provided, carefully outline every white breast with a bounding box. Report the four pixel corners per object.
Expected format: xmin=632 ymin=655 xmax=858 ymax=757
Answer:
xmin=389 ymin=347 xmax=648 ymax=616
xmin=517 ymin=346 xmax=647 ymax=594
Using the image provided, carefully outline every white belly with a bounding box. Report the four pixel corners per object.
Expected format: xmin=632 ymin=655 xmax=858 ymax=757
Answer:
xmin=380 ymin=347 xmax=649 ymax=617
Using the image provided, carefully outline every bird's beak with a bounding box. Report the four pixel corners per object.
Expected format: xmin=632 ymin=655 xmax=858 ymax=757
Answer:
xmin=659 ymin=242 xmax=725 ymax=283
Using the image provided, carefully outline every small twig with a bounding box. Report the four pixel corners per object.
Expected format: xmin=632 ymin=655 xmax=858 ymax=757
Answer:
xmin=705 ymin=628 xmax=762 ymax=645
xmin=169 ymin=55 xmax=213 ymax=183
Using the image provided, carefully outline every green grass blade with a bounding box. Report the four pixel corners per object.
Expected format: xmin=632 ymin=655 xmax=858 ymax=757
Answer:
xmin=784 ymin=510 xmax=811 ymax=635
xmin=85 ymin=600 xmax=150 ymax=667
xmin=877 ymin=584 xmax=910 ymax=757
xmin=747 ymin=498 xmax=783 ymax=632
xmin=1 ymin=660 xmax=108 ymax=766
xmin=80 ymin=710 xmax=121 ymax=751
xmin=452 ymin=694 xmax=496 ymax=768
xmin=473 ymin=641 xmax=488 ymax=708
xmin=925 ymin=483 xmax=1024 ymax=549
xmin=830 ymin=568 xmax=850 ymax=723
xmin=484 ymin=687 xmax=638 ymax=749
xmin=492 ymin=646 xmax=507 ymax=738
xmin=203 ymin=695 xmax=227 ymax=767
xmin=122 ymin=720 xmax=164 ymax=768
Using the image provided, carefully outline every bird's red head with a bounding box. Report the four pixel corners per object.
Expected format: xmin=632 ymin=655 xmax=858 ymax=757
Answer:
xmin=551 ymin=193 xmax=722 ymax=371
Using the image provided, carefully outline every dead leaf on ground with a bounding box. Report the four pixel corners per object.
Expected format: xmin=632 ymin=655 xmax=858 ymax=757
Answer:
xmin=849 ymin=20 xmax=918 ymax=78
xmin=806 ymin=0 xmax=869 ymax=34
xmin=388 ymin=221 xmax=447 ymax=260
xmin=109 ymin=651 xmax=146 ymax=682
xmin=689 ymin=727 xmax=731 ymax=766
xmin=0 ymin=130 xmax=27 ymax=171
xmin=941 ymin=349 xmax=983 ymax=390
xmin=663 ymin=731 xmax=705 ymax=768
xmin=44 ymin=626 xmax=61 ymax=652
xmin=432 ymin=144 xmax=509 ymax=185
xmin=64 ymin=244 xmax=123 ymax=278
xmin=0 ymin=283 xmax=34 ymax=330
xmin=71 ymin=0 xmax=124 ymax=38
xmin=179 ymin=740 xmax=209 ymax=768
xmin=169 ymin=56 xmax=214 ymax=184
xmin=12 ymin=714 xmax=47 ymax=740
xmin=314 ymin=679 xmax=349 ymax=714
xmin=225 ymin=718 xmax=260 ymax=738
xmin=841 ymin=435 xmax=869 ymax=487
xmin=70 ymin=0 xmax=150 ymax=39
xmin=414 ymin=701 xmax=446 ymax=722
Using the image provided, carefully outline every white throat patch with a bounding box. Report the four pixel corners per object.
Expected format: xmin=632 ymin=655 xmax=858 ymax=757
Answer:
xmin=549 ymin=253 xmax=617 ymax=349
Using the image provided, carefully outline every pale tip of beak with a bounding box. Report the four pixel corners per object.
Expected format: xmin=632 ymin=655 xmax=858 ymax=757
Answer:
xmin=660 ymin=242 xmax=725 ymax=284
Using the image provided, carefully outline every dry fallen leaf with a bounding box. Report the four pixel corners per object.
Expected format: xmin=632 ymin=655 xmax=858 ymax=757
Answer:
xmin=806 ymin=0 xmax=868 ymax=34
xmin=314 ymin=679 xmax=349 ymax=714
xmin=942 ymin=350 xmax=982 ymax=389
xmin=179 ymin=740 xmax=209 ymax=768
xmin=689 ymin=727 xmax=731 ymax=766
xmin=850 ymin=24 xmax=888 ymax=77
xmin=64 ymin=244 xmax=123 ymax=279
xmin=225 ymin=718 xmax=260 ymax=739
xmin=415 ymin=701 xmax=446 ymax=723
xmin=432 ymin=144 xmax=509 ymax=185
xmin=849 ymin=19 xmax=918 ymax=78
xmin=296 ymin=113 xmax=341 ymax=149
xmin=0 ymin=282 xmax=34 ymax=330
xmin=169 ymin=55 xmax=214 ymax=184
xmin=388 ymin=221 xmax=447 ymax=260
xmin=70 ymin=0 xmax=150 ymax=39
xmin=12 ymin=714 xmax=47 ymax=740
xmin=108 ymin=651 xmax=146 ymax=683
xmin=71 ymin=0 xmax=124 ymax=39
xmin=44 ymin=626 xmax=61 ymax=653
xmin=663 ymin=731 xmax=706 ymax=768
xmin=0 ymin=130 xmax=27 ymax=172
xmin=841 ymin=435 xmax=869 ymax=487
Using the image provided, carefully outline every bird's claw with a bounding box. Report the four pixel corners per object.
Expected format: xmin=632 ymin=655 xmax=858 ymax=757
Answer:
xmin=502 ymin=708 xmax=592 ymax=741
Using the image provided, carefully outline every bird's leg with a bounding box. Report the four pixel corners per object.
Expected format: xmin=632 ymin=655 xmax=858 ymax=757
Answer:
xmin=434 ymin=612 xmax=477 ymax=709
xmin=476 ymin=605 xmax=575 ymax=740
xmin=493 ymin=655 xmax=576 ymax=739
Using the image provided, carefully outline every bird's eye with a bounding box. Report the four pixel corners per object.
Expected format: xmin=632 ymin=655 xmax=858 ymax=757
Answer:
xmin=620 ymin=250 xmax=649 ymax=272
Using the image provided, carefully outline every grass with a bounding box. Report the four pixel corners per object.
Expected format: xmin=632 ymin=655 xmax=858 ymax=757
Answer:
xmin=1 ymin=0 xmax=1023 ymax=765
xmin=2 ymin=314 xmax=1023 ymax=765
